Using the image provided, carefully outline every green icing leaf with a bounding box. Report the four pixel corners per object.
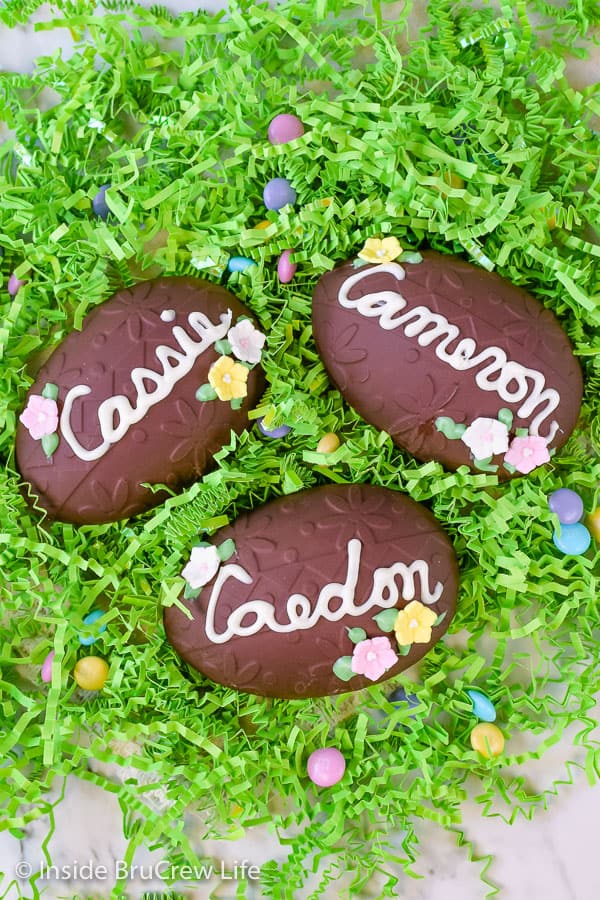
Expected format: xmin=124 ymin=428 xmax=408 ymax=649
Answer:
xmin=434 ymin=610 xmax=448 ymax=627
xmin=397 ymin=643 xmax=412 ymax=656
xmin=497 ymin=408 xmax=513 ymax=428
xmin=473 ymin=456 xmax=498 ymax=472
xmin=217 ymin=539 xmax=236 ymax=561
xmin=347 ymin=627 xmax=367 ymax=644
xmin=183 ymin=583 xmax=201 ymax=601
xmin=436 ymin=417 xmax=467 ymax=440
xmin=196 ymin=384 xmax=217 ymax=401
xmin=515 ymin=427 xmax=529 ymax=437
xmin=398 ymin=251 xmax=423 ymax=263
xmin=40 ymin=432 xmax=59 ymax=458
xmin=230 ymin=397 xmax=244 ymax=410
xmin=214 ymin=339 xmax=232 ymax=355
xmin=332 ymin=656 xmax=355 ymax=682
xmin=373 ymin=608 xmax=398 ymax=632
xmin=41 ymin=383 xmax=58 ymax=401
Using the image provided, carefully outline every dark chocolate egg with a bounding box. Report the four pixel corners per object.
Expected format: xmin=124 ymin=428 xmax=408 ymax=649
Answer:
xmin=164 ymin=484 xmax=459 ymax=699
xmin=16 ymin=278 xmax=265 ymax=524
xmin=312 ymin=252 xmax=583 ymax=477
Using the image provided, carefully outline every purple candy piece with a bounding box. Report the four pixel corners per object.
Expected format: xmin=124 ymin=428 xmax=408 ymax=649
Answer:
xmin=8 ymin=273 xmax=25 ymax=296
xmin=92 ymin=184 xmax=111 ymax=219
xmin=277 ymin=249 xmax=297 ymax=284
xmin=263 ymin=178 xmax=296 ymax=211
xmin=307 ymin=747 xmax=346 ymax=787
xmin=268 ymin=113 xmax=305 ymax=145
xmin=548 ymin=488 xmax=584 ymax=525
xmin=257 ymin=418 xmax=291 ymax=439
xmin=41 ymin=650 xmax=55 ymax=683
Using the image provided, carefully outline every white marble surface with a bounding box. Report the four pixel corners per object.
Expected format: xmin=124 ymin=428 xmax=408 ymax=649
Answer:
xmin=1 ymin=2 xmax=599 ymax=898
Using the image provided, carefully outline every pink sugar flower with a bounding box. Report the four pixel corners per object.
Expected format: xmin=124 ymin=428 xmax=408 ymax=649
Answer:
xmin=227 ymin=319 xmax=266 ymax=364
xmin=182 ymin=545 xmax=221 ymax=589
xmin=351 ymin=636 xmax=397 ymax=681
xmin=19 ymin=395 xmax=58 ymax=440
xmin=504 ymin=435 xmax=550 ymax=474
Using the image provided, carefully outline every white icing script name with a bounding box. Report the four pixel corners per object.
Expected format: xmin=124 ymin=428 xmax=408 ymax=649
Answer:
xmin=60 ymin=310 xmax=232 ymax=461
xmin=338 ymin=263 xmax=560 ymax=441
xmin=204 ymin=538 xmax=443 ymax=644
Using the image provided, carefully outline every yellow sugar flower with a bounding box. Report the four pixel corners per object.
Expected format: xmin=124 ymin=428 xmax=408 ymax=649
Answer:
xmin=394 ymin=600 xmax=437 ymax=646
xmin=208 ymin=355 xmax=248 ymax=401
xmin=358 ymin=236 xmax=402 ymax=265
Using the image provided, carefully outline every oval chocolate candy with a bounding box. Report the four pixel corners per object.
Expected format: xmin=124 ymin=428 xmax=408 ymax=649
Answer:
xmin=16 ymin=278 xmax=265 ymax=523
xmin=164 ymin=484 xmax=459 ymax=699
xmin=312 ymin=251 xmax=583 ymax=477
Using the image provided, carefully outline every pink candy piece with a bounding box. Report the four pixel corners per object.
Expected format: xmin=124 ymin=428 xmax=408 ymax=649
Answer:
xmin=268 ymin=113 xmax=304 ymax=145
xmin=8 ymin=273 xmax=26 ymax=296
xmin=307 ymin=748 xmax=346 ymax=787
xmin=277 ymin=249 xmax=297 ymax=284
xmin=41 ymin=650 xmax=55 ymax=683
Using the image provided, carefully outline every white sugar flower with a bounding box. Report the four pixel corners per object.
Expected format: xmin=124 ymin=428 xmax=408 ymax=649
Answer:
xmin=461 ymin=417 xmax=509 ymax=460
xmin=182 ymin=545 xmax=221 ymax=589
xmin=227 ymin=319 xmax=266 ymax=364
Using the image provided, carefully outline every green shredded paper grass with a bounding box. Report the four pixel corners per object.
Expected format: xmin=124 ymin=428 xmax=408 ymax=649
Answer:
xmin=0 ymin=0 xmax=599 ymax=896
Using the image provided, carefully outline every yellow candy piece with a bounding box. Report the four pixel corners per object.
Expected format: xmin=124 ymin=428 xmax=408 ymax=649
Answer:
xmin=434 ymin=170 xmax=465 ymax=194
xmin=470 ymin=723 xmax=505 ymax=758
xmin=316 ymin=432 xmax=340 ymax=454
xmin=587 ymin=508 xmax=600 ymax=542
xmin=74 ymin=656 xmax=109 ymax=691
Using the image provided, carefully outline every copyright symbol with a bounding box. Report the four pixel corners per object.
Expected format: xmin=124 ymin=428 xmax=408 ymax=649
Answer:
xmin=15 ymin=861 xmax=32 ymax=878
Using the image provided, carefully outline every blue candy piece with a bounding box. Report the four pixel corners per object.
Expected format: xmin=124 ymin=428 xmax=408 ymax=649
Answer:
xmin=258 ymin=418 xmax=291 ymax=439
xmin=78 ymin=609 xmax=107 ymax=646
xmin=466 ymin=689 xmax=496 ymax=723
xmin=553 ymin=522 xmax=591 ymax=555
xmin=263 ymin=177 xmax=297 ymax=211
xmin=388 ymin=686 xmax=419 ymax=708
xmin=227 ymin=256 xmax=256 ymax=273
xmin=92 ymin=184 xmax=111 ymax=220
xmin=548 ymin=488 xmax=584 ymax=525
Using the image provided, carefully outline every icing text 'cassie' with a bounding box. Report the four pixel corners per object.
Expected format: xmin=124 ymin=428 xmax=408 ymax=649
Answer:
xmin=60 ymin=310 xmax=232 ymax=461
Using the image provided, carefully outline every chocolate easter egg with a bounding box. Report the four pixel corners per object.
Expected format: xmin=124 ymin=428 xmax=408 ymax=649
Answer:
xmin=164 ymin=484 xmax=459 ymax=699
xmin=312 ymin=252 xmax=583 ymax=477
xmin=16 ymin=278 xmax=265 ymax=524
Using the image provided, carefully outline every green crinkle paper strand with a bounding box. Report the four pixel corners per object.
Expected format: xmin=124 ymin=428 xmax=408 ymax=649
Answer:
xmin=0 ymin=0 xmax=599 ymax=896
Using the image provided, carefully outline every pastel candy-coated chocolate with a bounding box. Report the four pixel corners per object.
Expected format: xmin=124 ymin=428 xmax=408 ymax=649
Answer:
xmin=312 ymin=252 xmax=583 ymax=477
xmin=164 ymin=484 xmax=459 ymax=699
xmin=73 ymin=656 xmax=109 ymax=691
xmin=388 ymin=686 xmax=419 ymax=707
xmin=548 ymin=488 xmax=584 ymax=524
xmin=92 ymin=184 xmax=111 ymax=219
xmin=277 ymin=249 xmax=297 ymax=283
xmin=257 ymin=418 xmax=291 ymax=439
xmin=78 ymin=609 xmax=107 ymax=646
xmin=553 ymin=522 xmax=591 ymax=555
xmin=466 ymin=688 xmax=496 ymax=722
xmin=268 ymin=114 xmax=304 ymax=145
xmin=8 ymin=273 xmax=25 ymax=296
xmin=307 ymin=748 xmax=345 ymax=786
xmin=470 ymin=722 xmax=505 ymax=758
xmin=316 ymin=432 xmax=340 ymax=454
xmin=587 ymin=508 xmax=600 ymax=542
xmin=227 ymin=256 xmax=256 ymax=273
xmin=263 ymin=178 xmax=296 ymax=211
xmin=41 ymin=650 xmax=55 ymax=683
xmin=16 ymin=277 xmax=265 ymax=524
